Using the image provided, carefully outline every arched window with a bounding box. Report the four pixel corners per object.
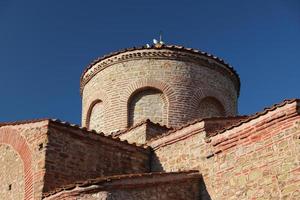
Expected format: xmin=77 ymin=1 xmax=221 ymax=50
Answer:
xmin=86 ymin=100 xmax=104 ymax=132
xmin=128 ymin=88 xmax=167 ymax=127
xmin=198 ymin=97 xmax=225 ymax=118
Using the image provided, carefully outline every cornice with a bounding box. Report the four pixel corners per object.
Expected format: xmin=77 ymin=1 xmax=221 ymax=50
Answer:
xmin=80 ymin=45 xmax=241 ymax=96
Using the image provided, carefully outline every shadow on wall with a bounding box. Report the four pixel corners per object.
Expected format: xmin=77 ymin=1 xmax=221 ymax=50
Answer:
xmin=199 ymin=176 xmax=212 ymax=200
xmin=150 ymin=152 xmax=212 ymax=200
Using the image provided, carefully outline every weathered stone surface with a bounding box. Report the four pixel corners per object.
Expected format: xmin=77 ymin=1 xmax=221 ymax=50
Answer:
xmin=149 ymin=101 xmax=300 ymax=200
xmin=0 ymin=121 xmax=49 ymax=199
xmin=114 ymin=120 xmax=171 ymax=145
xmin=0 ymin=120 xmax=150 ymax=199
xmin=44 ymin=122 xmax=150 ymax=193
xmin=0 ymin=144 xmax=24 ymax=200
xmin=88 ymin=100 xmax=105 ymax=132
xmin=43 ymin=171 xmax=201 ymax=200
xmin=128 ymin=88 xmax=167 ymax=127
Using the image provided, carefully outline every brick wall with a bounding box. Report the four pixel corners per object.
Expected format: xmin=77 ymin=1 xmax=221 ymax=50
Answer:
xmin=114 ymin=120 xmax=171 ymax=145
xmin=197 ymin=97 xmax=225 ymax=118
xmin=79 ymin=180 xmax=200 ymax=200
xmin=88 ymin=100 xmax=104 ymax=132
xmin=0 ymin=120 xmax=151 ymax=199
xmin=0 ymin=120 xmax=49 ymax=200
xmin=43 ymin=121 xmax=150 ymax=192
xmin=150 ymin=121 xmax=207 ymax=172
xmin=117 ymin=123 xmax=147 ymax=144
xmin=149 ymin=101 xmax=300 ymax=199
xmin=43 ymin=171 xmax=201 ymax=200
xmin=82 ymin=48 xmax=239 ymax=134
xmin=146 ymin=121 xmax=171 ymax=140
xmin=128 ymin=88 xmax=167 ymax=127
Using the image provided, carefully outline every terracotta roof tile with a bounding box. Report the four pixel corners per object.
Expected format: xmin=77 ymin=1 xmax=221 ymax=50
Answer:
xmin=0 ymin=118 xmax=149 ymax=150
xmin=113 ymin=119 xmax=172 ymax=137
xmin=80 ymin=44 xmax=240 ymax=95
xmin=147 ymin=98 xmax=300 ymax=144
xmin=42 ymin=170 xmax=200 ymax=198
xmin=208 ymin=98 xmax=300 ymax=138
xmin=0 ymin=118 xmax=50 ymax=127
xmin=147 ymin=115 xmax=248 ymax=144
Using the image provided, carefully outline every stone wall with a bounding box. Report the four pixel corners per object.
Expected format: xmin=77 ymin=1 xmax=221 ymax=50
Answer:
xmin=81 ymin=48 xmax=239 ymax=134
xmin=146 ymin=121 xmax=171 ymax=140
xmin=83 ymin=181 xmax=199 ymax=200
xmin=0 ymin=120 xmax=151 ymax=199
xmin=88 ymin=100 xmax=105 ymax=132
xmin=117 ymin=123 xmax=147 ymax=145
xmin=114 ymin=120 xmax=171 ymax=145
xmin=128 ymin=88 xmax=167 ymax=127
xmin=150 ymin=121 xmax=207 ymax=172
xmin=43 ymin=171 xmax=201 ymax=200
xmin=0 ymin=144 xmax=25 ymax=200
xmin=43 ymin=121 xmax=150 ymax=192
xmin=149 ymin=100 xmax=300 ymax=199
xmin=0 ymin=120 xmax=49 ymax=200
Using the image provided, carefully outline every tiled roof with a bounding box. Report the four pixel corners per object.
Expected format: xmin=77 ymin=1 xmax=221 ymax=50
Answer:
xmin=0 ymin=118 xmax=49 ymax=127
xmin=49 ymin=119 xmax=150 ymax=150
xmin=147 ymin=116 xmax=248 ymax=144
xmin=80 ymin=44 xmax=240 ymax=94
xmin=42 ymin=170 xmax=201 ymax=198
xmin=147 ymin=98 xmax=300 ymax=144
xmin=208 ymin=98 xmax=300 ymax=138
xmin=112 ymin=119 xmax=172 ymax=137
xmin=0 ymin=118 xmax=149 ymax=150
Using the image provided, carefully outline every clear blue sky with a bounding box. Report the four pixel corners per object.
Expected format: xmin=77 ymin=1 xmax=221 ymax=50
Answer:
xmin=0 ymin=0 xmax=299 ymax=124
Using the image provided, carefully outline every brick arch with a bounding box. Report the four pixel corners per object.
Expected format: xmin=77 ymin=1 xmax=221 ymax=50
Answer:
xmin=0 ymin=127 xmax=34 ymax=200
xmin=128 ymin=87 xmax=168 ymax=127
xmin=85 ymin=99 xmax=104 ymax=131
xmin=82 ymin=89 xmax=109 ymax=128
xmin=190 ymin=89 xmax=231 ymax=116
xmin=121 ymin=79 xmax=176 ymax=127
xmin=199 ymin=97 xmax=226 ymax=117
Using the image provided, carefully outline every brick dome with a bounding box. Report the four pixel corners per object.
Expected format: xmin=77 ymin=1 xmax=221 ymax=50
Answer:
xmin=81 ymin=44 xmax=240 ymax=134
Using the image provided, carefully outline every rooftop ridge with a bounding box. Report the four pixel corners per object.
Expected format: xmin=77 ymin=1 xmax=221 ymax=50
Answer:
xmin=0 ymin=118 xmax=50 ymax=127
xmin=147 ymin=98 xmax=300 ymax=144
xmin=207 ymin=98 xmax=300 ymax=139
xmin=0 ymin=118 xmax=149 ymax=150
xmin=42 ymin=170 xmax=200 ymax=198
xmin=80 ymin=44 xmax=240 ymax=95
xmin=146 ymin=115 xmax=247 ymax=144
xmin=113 ymin=119 xmax=172 ymax=138
xmin=49 ymin=119 xmax=149 ymax=150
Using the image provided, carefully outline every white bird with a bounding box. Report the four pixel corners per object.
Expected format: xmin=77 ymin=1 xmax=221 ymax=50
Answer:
xmin=153 ymin=39 xmax=158 ymax=44
xmin=146 ymin=44 xmax=150 ymax=48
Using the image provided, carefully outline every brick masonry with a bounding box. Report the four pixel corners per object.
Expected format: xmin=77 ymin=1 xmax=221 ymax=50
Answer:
xmin=87 ymin=100 xmax=105 ymax=133
xmin=128 ymin=88 xmax=167 ymax=127
xmin=117 ymin=122 xmax=147 ymax=145
xmin=43 ymin=121 xmax=150 ymax=193
xmin=43 ymin=171 xmax=201 ymax=200
xmin=0 ymin=121 xmax=49 ymax=200
xmin=149 ymin=100 xmax=300 ymax=199
xmin=1 ymin=45 xmax=299 ymax=200
xmin=0 ymin=119 xmax=150 ymax=199
xmin=197 ymin=97 xmax=226 ymax=118
xmin=114 ymin=119 xmax=171 ymax=145
xmin=3 ymin=101 xmax=299 ymax=200
xmin=81 ymin=47 xmax=239 ymax=134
